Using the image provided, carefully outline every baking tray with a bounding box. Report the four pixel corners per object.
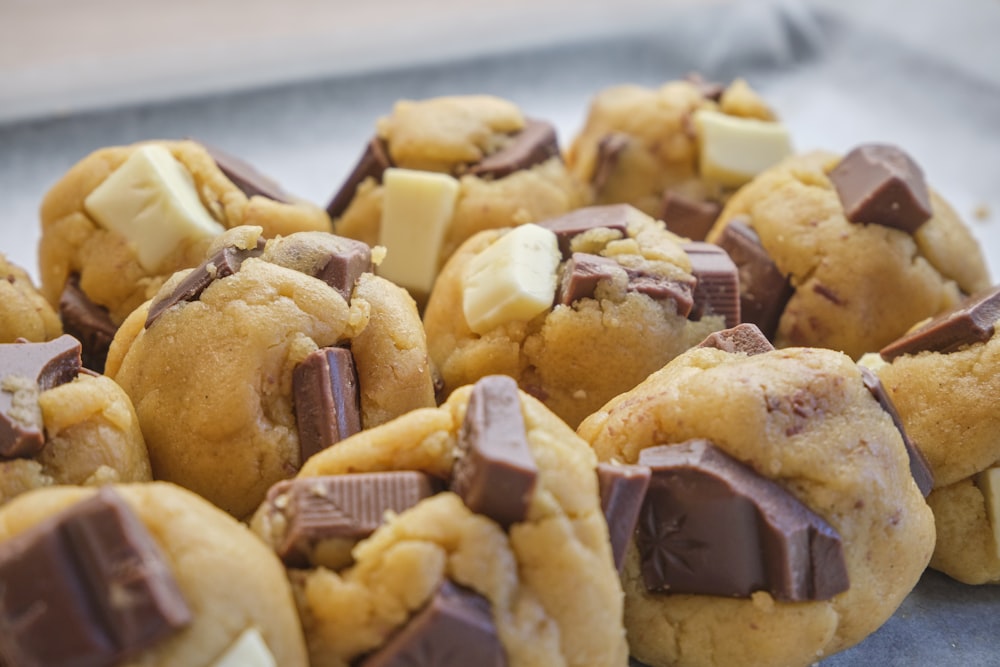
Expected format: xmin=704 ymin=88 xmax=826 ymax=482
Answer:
xmin=0 ymin=0 xmax=997 ymax=664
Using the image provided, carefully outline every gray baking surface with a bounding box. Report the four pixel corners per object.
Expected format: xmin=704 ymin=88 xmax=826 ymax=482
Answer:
xmin=0 ymin=0 xmax=997 ymax=664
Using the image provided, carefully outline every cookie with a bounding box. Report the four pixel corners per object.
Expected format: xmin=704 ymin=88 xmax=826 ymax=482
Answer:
xmin=39 ymin=140 xmax=331 ymax=370
xmin=0 ymin=335 xmax=151 ymax=505
xmin=861 ymin=286 xmax=1000 ymax=584
xmin=0 ymin=482 xmax=307 ymax=666
xmin=578 ymin=342 xmax=935 ymax=667
xmin=328 ymin=95 xmax=588 ymax=303
xmin=0 ymin=253 xmax=62 ymax=344
xmin=423 ymin=204 xmax=736 ymax=428
xmin=566 ymin=77 xmax=789 ymax=240
xmin=707 ymin=146 xmax=990 ymax=359
xmin=106 ymin=226 xmax=436 ymax=518
xmin=251 ymin=375 xmax=628 ymax=667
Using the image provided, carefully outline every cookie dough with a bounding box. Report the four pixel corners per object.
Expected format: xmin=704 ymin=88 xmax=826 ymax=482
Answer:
xmin=39 ymin=140 xmax=331 ymax=368
xmin=106 ymin=226 xmax=436 ymax=519
xmin=0 ymin=335 xmax=151 ymax=505
xmin=707 ymin=147 xmax=990 ymax=359
xmin=423 ymin=204 xmax=734 ymax=428
xmin=0 ymin=482 xmax=307 ymax=667
xmin=0 ymin=253 xmax=62 ymax=343
xmin=566 ymin=77 xmax=787 ymax=240
xmin=578 ymin=343 xmax=935 ymax=667
xmin=251 ymin=375 xmax=628 ymax=667
xmin=862 ymin=287 xmax=1000 ymax=584
xmin=328 ymin=95 xmax=588 ymax=302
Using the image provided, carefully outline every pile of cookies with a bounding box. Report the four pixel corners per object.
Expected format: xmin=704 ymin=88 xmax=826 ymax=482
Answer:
xmin=0 ymin=75 xmax=995 ymax=667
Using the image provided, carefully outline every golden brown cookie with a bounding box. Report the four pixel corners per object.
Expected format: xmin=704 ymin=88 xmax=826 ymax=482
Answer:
xmin=39 ymin=139 xmax=331 ymax=366
xmin=0 ymin=253 xmax=62 ymax=343
xmin=862 ymin=286 xmax=1000 ymax=584
xmin=0 ymin=335 xmax=150 ymax=505
xmin=251 ymin=376 xmax=628 ymax=667
xmin=0 ymin=482 xmax=307 ymax=666
xmin=424 ymin=204 xmax=735 ymax=428
xmin=566 ymin=77 xmax=785 ymax=239
xmin=707 ymin=147 xmax=989 ymax=359
xmin=106 ymin=227 xmax=435 ymax=519
xmin=328 ymin=95 xmax=588 ymax=303
xmin=578 ymin=344 xmax=935 ymax=667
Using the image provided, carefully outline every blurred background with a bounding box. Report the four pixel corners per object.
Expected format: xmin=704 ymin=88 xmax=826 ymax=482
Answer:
xmin=1 ymin=0 xmax=998 ymax=278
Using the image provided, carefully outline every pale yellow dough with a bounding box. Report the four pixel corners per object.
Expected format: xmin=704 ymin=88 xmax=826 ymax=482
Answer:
xmin=107 ymin=229 xmax=435 ymax=519
xmin=423 ymin=209 xmax=724 ymax=428
xmin=39 ymin=140 xmax=331 ymax=325
xmin=0 ymin=373 xmax=151 ymax=505
xmin=0 ymin=253 xmax=62 ymax=343
xmin=578 ymin=346 xmax=935 ymax=667
xmin=566 ymin=78 xmax=775 ymax=217
xmin=706 ymin=151 xmax=989 ymax=359
xmin=0 ymin=482 xmax=308 ymax=667
xmin=252 ymin=384 xmax=628 ymax=667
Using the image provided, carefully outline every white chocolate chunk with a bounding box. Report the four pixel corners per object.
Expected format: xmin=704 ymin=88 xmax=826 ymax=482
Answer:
xmin=694 ymin=110 xmax=792 ymax=188
xmin=977 ymin=466 xmax=1000 ymax=561
xmin=377 ymin=167 xmax=459 ymax=295
xmin=462 ymin=223 xmax=560 ymax=334
xmin=210 ymin=628 xmax=276 ymax=667
xmin=84 ymin=144 xmax=225 ymax=271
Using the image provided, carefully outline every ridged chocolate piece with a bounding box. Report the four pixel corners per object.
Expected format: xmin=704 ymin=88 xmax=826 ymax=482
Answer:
xmin=683 ymin=242 xmax=740 ymax=328
xmin=636 ymin=440 xmax=848 ymax=601
xmin=592 ymin=133 xmax=630 ymax=193
xmin=202 ymin=142 xmax=293 ymax=203
xmin=266 ymin=472 xmax=440 ymax=568
xmin=359 ymin=581 xmax=506 ymax=667
xmin=59 ymin=274 xmax=116 ymax=373
xmin=714 ymin=219 xmax=792 ymax=339
xmin=697 ymin=323 xmax=775 ymax=356
xmin=293 ymin=347 xmax=361 ymax=466
xmin=661 ymin=191 xmax=721 ymax=241
xmin=0 ymin=487 xmax=192 ymax=666
xmin=0 ymin=334 xmax=81 ymax=459
xmin=828 ymin=144 xmax=932 ymax=233
xmin=597 ymin=462 xmax=651 ymax=572
xmin=466 ymin=119 xmax=560 ymax=180
xmin=145 ymin=240 xmax=265 ymax=328
xmin=451 ymin=375 xmax=537 ymax=528
xmin=536 ymin=204 xmax=631 ymax=258
xmin=859 ymin=367 xmax=934 ymax=496
xmin=325 ymin=136 xmax=393 ymax=220
xmin=557 ymin=253 xmax=694 ymax=315
xmin=880 ymin=286 xmax=1000 ymax=361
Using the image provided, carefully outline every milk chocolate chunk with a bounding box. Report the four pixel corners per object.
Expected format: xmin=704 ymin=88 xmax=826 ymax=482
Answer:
xmin=59 ymin=274 xmax=117 ymax=373
xmin=714 ymin=219 xmax=792 ymax=339
xmin=311 ymin=238 xmax=372 ymax=302
xmin=293 ymin=347 xmax=361 ymax=465
xmin=592 ymin=133 xmax=630 ymax=193
xmin=0 ymin=334 xmax=81 ymax=460
xmin=558 ymin=253 xmax=621 ymax=305
xmin=145 ymin=240 xmax=265 ymax=328
xmin=359 ymin=581 xmax=506 ymax=667
xmin=0 ymin=488 xmax=192 ymax=667
xmin=536 ymin=204 xmax=630 ymax=258
xmin=202 ymin=143 xmax=293 ymax=203
xmin=636 ymin=440 xmax=848 ymax=601
xmin=597 ymin=463 xmax=651 ymax=571
xmin=661 ymin=191 xmax=721 ymax=241
xmin=683 ymin=242 xmax=740 ymax=328
xmin=880 ymin=286 xmax=1000 ymax=361
xmin=466 ymin=119 xmax=560 ymax=180
xmin=266 ymin=472 xmax=440 ymax=568
xmin=697 ymin=323 xmax=775 ymax=356
xmin=452 ymin=375 xmax=537 ymax=528
xmin=860 ymin=367 xmax=934 ymax=497
xmin=325 ymin=136 xmax=393 ymax=220
xmin=828 ymin=144 xmax=932 ymax=233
